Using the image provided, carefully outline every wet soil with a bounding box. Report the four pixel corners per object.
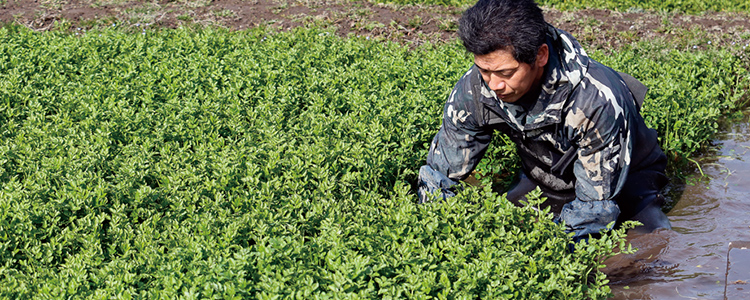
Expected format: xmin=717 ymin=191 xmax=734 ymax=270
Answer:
xmin=2 ymin=0 xmax=750 ymax=50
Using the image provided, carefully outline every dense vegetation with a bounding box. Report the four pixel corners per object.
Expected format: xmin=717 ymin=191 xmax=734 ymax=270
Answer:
xmin=1 ymin=3 xmax=749 ymax=298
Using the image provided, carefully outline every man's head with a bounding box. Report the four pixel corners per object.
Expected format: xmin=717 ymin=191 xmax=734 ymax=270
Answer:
xmin=459 ymin=0 xmax=549 ymax=103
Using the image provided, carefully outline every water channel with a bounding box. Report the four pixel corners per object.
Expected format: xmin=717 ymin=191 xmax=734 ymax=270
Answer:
xmin=605 ymin=108 xmax=750 ymax=299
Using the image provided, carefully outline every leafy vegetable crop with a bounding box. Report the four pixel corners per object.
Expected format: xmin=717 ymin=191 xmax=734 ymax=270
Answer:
xmin=0 ymin=24 xmax=747 ymax=298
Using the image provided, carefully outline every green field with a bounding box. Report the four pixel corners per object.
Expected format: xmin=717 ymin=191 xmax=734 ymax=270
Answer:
xmin=1 ymin=1 xmax=750 ymax=297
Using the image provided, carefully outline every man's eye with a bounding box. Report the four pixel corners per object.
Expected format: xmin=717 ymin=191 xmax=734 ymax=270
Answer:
xmin=478 ymin=68 xmax=513 ymax=77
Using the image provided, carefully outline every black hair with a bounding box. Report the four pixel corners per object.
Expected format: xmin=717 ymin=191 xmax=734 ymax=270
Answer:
xmin=458 ymin=0 xmax=547 ymax=64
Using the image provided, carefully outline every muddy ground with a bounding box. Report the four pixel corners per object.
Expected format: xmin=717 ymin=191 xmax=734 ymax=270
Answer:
xmin=2 ymin=0 xmax=750 ymax=51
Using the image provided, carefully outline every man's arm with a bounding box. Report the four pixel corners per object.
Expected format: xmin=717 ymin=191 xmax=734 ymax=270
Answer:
xmin=559 ymin=68 xmax=637 ymax=240
xmin=418 ymin=68 xmax=493 ymax=203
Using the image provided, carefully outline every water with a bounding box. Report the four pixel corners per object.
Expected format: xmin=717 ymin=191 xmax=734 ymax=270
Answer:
xmin=605 ymin=109 xmax=750 ymax=299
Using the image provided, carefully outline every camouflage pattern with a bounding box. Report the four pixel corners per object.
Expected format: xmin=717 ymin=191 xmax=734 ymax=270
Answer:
xmin=418 ymin=24 xmax=667 ymax=240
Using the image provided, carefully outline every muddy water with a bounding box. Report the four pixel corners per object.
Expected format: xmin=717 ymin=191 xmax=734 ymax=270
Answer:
xmin=605 ymin=109 xmax=750 ymax=300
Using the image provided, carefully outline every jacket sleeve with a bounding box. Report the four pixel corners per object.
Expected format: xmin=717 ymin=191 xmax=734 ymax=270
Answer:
xmin=419 ymin=68 xmax=492 ymax=202
xmin=559 ymin=69 xmax=637 ymax=240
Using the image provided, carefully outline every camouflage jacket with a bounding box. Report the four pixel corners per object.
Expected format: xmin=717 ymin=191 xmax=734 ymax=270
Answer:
xmin=424 ymin=24 xmax=666 ymax=239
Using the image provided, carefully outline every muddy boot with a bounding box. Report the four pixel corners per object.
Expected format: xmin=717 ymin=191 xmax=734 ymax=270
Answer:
xmin=505 ymin=171 xmax=539 ymax=205
xmin=630 ymin=194 xmax=671 ymax=233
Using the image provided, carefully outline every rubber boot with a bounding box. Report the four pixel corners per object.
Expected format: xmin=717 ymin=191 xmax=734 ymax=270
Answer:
xmin=629 ymin=194 xmax=672 ymax=233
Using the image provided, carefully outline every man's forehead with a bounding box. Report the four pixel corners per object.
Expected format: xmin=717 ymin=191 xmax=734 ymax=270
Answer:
xmin=474 ymin=48 xmax=520 ymax=71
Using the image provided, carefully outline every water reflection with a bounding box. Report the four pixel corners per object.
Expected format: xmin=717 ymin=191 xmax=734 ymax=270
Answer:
xmin=606 ymin=109 xmax=750 ymax=299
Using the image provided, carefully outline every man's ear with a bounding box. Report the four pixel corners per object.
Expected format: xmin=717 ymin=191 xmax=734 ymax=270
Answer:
xmin=536 ymin=44 xmax=549 ymax=68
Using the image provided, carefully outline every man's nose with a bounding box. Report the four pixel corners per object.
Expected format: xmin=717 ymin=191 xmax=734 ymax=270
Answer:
xmin=488 ymin=73 xmax=506 ymax=91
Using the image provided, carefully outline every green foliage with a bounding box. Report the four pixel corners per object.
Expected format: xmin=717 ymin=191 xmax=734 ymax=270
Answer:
xmin=474 ymin=133 xmax=520 ymax=188
xmin=0 ymin=25 xmax=628 ymax=298
xmin=2 ymin=21 xmax=747 ymax=297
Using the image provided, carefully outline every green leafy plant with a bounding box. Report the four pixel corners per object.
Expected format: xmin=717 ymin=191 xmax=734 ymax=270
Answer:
xmin=0 ymin=22 xmax=747 ymax=298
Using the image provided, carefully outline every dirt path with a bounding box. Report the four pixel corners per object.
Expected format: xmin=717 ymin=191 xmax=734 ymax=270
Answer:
xmin=2 ymin=0 xmax=750 ymax=50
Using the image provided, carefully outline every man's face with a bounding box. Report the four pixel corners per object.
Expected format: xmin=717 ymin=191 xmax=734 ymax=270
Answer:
xmin=474 ymin=45 xmax=549 ymax=103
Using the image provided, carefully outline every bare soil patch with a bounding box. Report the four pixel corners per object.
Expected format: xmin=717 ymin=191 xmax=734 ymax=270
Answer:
xmin=2 ymin=0 xmax=750 ymax=50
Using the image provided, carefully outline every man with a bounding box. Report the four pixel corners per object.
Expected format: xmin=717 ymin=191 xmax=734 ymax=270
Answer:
xmin=417 ymin=0 xmax=671 ymax=242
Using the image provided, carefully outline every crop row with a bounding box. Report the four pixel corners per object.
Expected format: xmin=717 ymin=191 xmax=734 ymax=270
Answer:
xmin=1 ymin=24 xmax=748 ymax=298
